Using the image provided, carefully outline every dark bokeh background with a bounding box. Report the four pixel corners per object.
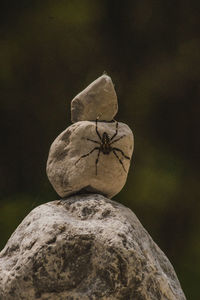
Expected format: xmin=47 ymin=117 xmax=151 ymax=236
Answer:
xmin=0 ymin=1 xmax=200 ymax=298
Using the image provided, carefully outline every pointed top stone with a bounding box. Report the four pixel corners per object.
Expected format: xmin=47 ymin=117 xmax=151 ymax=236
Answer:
xmin=71 ymin=74 xmax=118 ymax=123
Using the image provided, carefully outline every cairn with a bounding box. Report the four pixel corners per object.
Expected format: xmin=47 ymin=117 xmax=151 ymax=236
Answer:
xmin=0 ymin=75 xmax=186 ymax=300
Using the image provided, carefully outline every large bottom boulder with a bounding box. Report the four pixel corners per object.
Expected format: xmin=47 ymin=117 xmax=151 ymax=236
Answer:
xmin=0 ymin=194 xmax=186 ymax=300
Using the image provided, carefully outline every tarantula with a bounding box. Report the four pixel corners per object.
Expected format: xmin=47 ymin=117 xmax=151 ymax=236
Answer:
xmin=75 ymin=119 xmax=130 ymax=175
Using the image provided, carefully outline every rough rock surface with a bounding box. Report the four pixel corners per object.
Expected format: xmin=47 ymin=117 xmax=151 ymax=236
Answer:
xmin=47 ymin=121 xmax=134 ymax=198
xmin=71 ymin=75 xmax=118 ymax=122
xmin=0 ymin=194 xmax=186 ymax=300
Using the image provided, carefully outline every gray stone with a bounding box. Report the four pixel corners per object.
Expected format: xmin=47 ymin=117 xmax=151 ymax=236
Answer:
xmin=46 ymin=120 xmax=134 ymax=198
xmin=71 ymin=75 xmax=118 ymax=122
xmin=0 ymin=194 xmax=186 ymax=300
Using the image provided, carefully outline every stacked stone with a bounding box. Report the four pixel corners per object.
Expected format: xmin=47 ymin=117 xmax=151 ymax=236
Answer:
xmin=0 ymin=76 xmax=186 ymax=300
xmin=47 ymin=75 xmax=134 ymax=198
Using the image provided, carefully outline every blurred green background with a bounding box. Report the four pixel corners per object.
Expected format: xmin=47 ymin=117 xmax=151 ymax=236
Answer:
xmin=0 ymin=1 xmax=200 ymax=298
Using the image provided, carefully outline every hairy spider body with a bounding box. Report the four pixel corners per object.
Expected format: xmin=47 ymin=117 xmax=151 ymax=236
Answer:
xmin=75 ymin=119 xmax=130 ymax=175
xmin=101 ymin=133 xmax=112 ymax=154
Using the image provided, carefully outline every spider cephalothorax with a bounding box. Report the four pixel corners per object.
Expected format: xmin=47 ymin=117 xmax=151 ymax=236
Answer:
xmin=75 ymin=119 xmax=130 ymax=175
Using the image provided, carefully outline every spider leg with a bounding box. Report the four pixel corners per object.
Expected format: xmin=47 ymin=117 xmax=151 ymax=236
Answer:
xmin=75 ymin=147 xmax=100 ymax=165
xmin=110 ymin=120 xmax=118 ymax=141
xmin=112 ymin=147 xmax=130 ymax=160
xmin=95 ymin=118 xmax=102 ymax=141
xmin=86 ymin=138 xmax=100 ymax=144
xmin=95 ymin=149 xmax=101 ymax=175
xmin=113 ymin=150 xmax=127 ymax=172
xmin=110 ymin=135 xmax=126 ymax=145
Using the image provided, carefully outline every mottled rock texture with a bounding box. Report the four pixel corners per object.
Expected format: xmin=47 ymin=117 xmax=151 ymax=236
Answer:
xmin=47 ymin=120 xmax=133 ymax=198
xmin=0 ymin=194 xmax=186 ymax=300
xmin=71 ymin=75 xmax=118 ymax=122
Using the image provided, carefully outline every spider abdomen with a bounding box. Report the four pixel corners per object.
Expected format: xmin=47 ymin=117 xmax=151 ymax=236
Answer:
xmin=101 ymin=143 xmax=112 ymax=154
xmin=102 ymin=148 xmax=111 ymax=155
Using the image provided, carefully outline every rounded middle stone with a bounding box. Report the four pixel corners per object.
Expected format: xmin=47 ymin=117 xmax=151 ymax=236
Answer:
xmin=46 ymin=121 xmax=134 ymax=198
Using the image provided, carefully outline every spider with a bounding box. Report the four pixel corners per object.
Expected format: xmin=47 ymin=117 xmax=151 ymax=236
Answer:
xmin=75 ymin=118 xmax=130 ymax=175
